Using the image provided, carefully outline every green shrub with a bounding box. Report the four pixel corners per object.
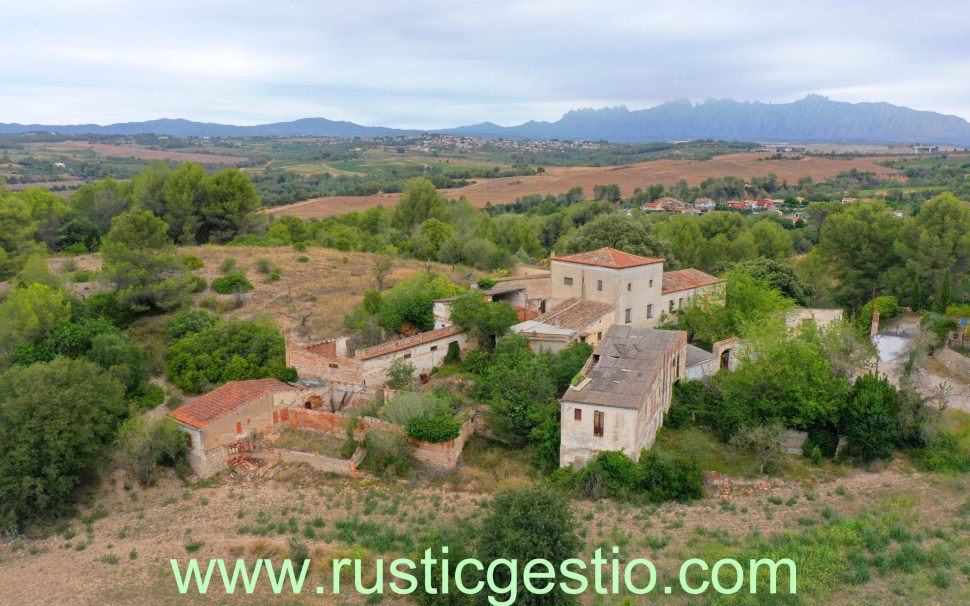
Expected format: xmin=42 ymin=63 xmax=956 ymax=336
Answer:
xmin=859 ymin=296 xmax=901 ymax=328
xmin=167 ymin=308 xmax=218 ymax=339
xmin=165 ymin=318 xmax=295 ymax=393
xmin=444 ymin=340 xmax=461 ymax=365
xmin=211 ymin=271 xmax=253 ymax=295
xmin=255 ymin=258 xmax=273 ymax=274
xmin=84 ymin=292 xmax=138 ymax=327
xmin=132 ymin=383 xmax=165 ymax=411
xmin=362 ymin=430 xmax=411 ymax=476
xmin=181 ymin=255 xmax=204 ymax=270
xmin=64 ymin=243 xmax=88 ymax=255
xmin=385 ymin=357 xmax=415 ymax=390
xmin=841 ymin=374 xmax=900 ymax=463
xmin=72 ymin=269 xmax=97 ymax=283
xmin=297 ymin=255 xmax=309 ymax=263
xmin=462 ymin=349 xmax=490 ymax=374
xmin=115 ymin=417 xmax=189 ymax=486
xmin=186 ymin=275 xmax=207 ymax=293
xmin=554 ymin=450 xmax=703 ymax=503
xmin=383 ymin=392 xmax=452 ymax=426
xmin=407 ymin=413 xmax=462 ymax=443
xmin=805 ymin=424 xmax=839 ymax=458
xmin=219 ymin=258 xmax=238 ymax=273
xmin=476 ymin=276 xmax=496 ymax=289
xmin=913 ymin=432 xmax=970 ymax=472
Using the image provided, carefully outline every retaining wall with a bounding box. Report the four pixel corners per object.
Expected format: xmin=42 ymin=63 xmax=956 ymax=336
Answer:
xmin=937 ymin=347 xmax=970 ymax=381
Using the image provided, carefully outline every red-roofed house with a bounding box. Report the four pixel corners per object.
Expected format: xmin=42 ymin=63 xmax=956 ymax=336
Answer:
xmin=726 ymin=200 xmax=748 ymax=210
xmin=753 ymin=199 xmax=776 ymax=211
xmin=641 ymin=197 xmax=686 ymax=212
xmin=169 ymin=379 xmax=318 ymax=476
xmin=661 ymin=268 xmax=725 ymax=314
xmin=533 ymin=247 xmax=722 ymax=336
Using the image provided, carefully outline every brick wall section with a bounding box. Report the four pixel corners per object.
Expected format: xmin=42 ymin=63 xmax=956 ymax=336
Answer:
xmin=287 ymin=407 xmax=476 ymax=470
xmin=286 ymin=339 xmax=365 ymax=384
xmin=288 ymin=407 xmax=351 ymax=434
xmin=408 ymin=417 xmax=476 ymax=469
xmin=937 ymin=347 xmax=970 ymax=381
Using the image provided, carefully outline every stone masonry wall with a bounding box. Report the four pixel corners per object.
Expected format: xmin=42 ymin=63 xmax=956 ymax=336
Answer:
xmin=937 ymin=347 xmax=970 ymax=381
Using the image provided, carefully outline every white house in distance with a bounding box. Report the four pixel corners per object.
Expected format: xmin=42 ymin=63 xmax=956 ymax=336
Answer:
xmin=559 ymin=325 xmax=687 ymax=468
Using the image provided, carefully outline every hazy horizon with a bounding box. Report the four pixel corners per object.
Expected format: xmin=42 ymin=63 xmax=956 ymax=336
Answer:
xmin=5 ymin=1 xmax=970 ymax=128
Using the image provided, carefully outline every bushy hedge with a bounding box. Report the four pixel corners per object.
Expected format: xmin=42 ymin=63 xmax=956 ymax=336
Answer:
xmin=211 ymin=270 xmax=253 ymax=294
xmin=553 ymin=450 xmax=703 ymax=503
xmin=407 ymin=413 xmax=462 ymax=443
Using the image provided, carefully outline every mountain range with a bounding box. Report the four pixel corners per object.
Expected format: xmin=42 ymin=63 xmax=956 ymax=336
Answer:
xmin=3 ymin=95 xmax=970 ymax=145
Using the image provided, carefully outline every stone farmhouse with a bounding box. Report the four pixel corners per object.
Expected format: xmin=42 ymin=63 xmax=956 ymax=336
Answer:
xmin=169 ymin=378 xmax=327 ymax=476
xmin=559 ymin=325 xmax=687 ymax=468
xmin=509 ymin=247 xmax=723 ymax=351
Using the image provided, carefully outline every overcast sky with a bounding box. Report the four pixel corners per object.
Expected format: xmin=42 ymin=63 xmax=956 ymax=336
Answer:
xmin=4 ymin=1 xmax=970 ymax=128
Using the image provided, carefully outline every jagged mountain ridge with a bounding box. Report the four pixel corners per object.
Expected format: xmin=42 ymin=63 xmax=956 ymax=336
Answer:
xmin=3 ymin=95 xmax=969 ymax=144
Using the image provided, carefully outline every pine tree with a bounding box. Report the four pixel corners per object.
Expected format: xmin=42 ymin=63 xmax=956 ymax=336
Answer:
xmin=910 ymin=271 xmax=924 ymax=311
xmin=937 ymin=267 xmax=953 ymax=313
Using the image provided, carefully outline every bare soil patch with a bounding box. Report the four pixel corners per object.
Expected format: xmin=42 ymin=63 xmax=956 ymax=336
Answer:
xmin=268 ymin=153 xmax=904 ymax=218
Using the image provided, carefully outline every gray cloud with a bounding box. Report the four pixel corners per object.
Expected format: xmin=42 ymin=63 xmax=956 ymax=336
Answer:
xmin=3 ymin=0 xmax=969 ymax=126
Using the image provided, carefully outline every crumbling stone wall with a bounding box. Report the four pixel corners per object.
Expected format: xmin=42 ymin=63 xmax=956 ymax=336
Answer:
xmin=286 ymin=407 xmax=476 ymax=470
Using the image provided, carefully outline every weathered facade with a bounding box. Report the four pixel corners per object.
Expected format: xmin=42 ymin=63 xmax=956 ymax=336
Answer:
xmin=511 ymin=248 xmax=722 ymax=351
xmin=559 ymin=325 xmax=687 ymax=468
xmin=168 ymin=379 xmax=325 ymax=476
xmin=286 ymin=325 xmax=468 ymax=388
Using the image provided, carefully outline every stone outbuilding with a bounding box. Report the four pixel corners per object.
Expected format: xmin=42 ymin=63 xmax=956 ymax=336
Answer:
xmin=559 ymin=325 xmax=687 ymax=468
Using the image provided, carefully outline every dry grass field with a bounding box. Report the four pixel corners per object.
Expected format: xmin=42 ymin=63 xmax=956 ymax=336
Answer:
xmin=44 ymin=246 xmax=475 ymax=339
xmin=25 ymin=141 xmax=248 ymax=165
xmin=0 ymin=455 xmax=966 ymax=605
xmin=181 ymin=246 xmax=474 ymax=339
xmin=267 ymin=152 xmax=905 ymax=218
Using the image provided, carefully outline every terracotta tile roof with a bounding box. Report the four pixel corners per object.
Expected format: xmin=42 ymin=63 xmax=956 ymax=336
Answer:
xmin=662 ymin=268 xmax=721 ymax=294
xmin=169 ymin=379 xmax=296 ymax=428
xmin=550 ymin=247 xmax=664 ymax=269
xmin=356 ymin=325 xmax=464 ymax=361
xmin=563 ymin=325 xmax=686 ymax=410
xmin=536 ymin=298 xmax=614 ymax=332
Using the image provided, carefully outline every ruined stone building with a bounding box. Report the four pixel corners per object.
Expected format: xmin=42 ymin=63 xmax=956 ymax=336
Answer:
xmin=286 ymin=325 xmax=468 ymax=389
xmin=169 ymin=379 xmax=326 ymax=476
xmin=559 ymin=325 xmax=687 ymax=468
